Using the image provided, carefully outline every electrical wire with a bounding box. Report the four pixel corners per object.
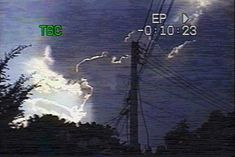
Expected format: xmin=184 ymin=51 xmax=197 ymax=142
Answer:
xmin=149 ymin=56 xmax=234 ymax=108
xmin=139 ymin=78 xmax=212 ymax=113
xmin=146 ymin=58 xmax=232 ymax=111
xmin=138 ymin=88 xmax=150 ymax=147
xmin=104 ymin=114 xmax=122 ymax=125
xmin=138 ymin=0 xmax=175 ymax=74
xmin=105 ymin=0 xmax=177 ymax=146
xmin=142 ymin=100 xmax=185 ymax=119
xmin=144 ymin=59 xmax=230 ymax=111
xmin=137 ymin=0 xmax=155 ymax=41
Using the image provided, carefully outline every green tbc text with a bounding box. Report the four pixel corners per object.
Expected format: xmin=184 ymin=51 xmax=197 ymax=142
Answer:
xmin=39 ymin=25 xmax=63 ymax=36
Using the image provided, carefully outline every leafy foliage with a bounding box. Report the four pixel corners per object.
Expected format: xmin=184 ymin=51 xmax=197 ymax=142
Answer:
xmin=1 ymin=115 xmax=121 ymax=155
xmin=164 ymin=119 xmax=193 ymax=154
xmin=161 ymin=111 xmax=235 ymax=155
xmin=0 ymin=46 xmax=122 ymax=155
xmin=0 ymin=45 xmax=39 ymax=126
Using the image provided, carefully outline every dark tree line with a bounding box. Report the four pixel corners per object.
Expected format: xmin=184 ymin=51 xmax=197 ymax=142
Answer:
xmin=0 ymin=46 xmax=122 ymax=155
xmin=0 ymin=46 xmax=234 ymax=156
xmin=1 ymin=115 xmax=122 ymax=155
xmin=156 ymin=110 xmax=235 ymax=156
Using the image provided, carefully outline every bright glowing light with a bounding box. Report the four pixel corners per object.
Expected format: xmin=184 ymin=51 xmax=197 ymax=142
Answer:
xmin=173 ymin=0 xmax=218 ymax=24
xmin=197 ymin=0 xmax=211 ymax=7
xmin=13 ymin=45 xmax=93 ymax=126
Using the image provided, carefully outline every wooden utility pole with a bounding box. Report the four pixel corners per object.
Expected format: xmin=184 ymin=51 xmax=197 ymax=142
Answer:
xmin=129 ymin=41 xmax=140 ymax=152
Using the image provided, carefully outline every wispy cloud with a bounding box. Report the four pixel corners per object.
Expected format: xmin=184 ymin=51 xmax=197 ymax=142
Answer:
xmin=124 ymin=31 xmax=135 ymax=43
xmin=75 ymin=51 xmax=108 ymax=72
xmin=111 ymin=55 xmax=129 ymax=64
xmin=167 ymin=40 xmax=196 ymax=59
xmin=75 ymin=52 xmax=129 ymax=72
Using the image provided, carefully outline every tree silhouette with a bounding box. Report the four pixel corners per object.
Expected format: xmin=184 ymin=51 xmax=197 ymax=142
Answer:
xmin=0 ymin=45 xmax=38 ymax=126
xmin=163 ymin=111 xmax=235 ymax=155
xmin=0 ymin=45 xmax=40 ymax=154
xmin=164 ymin=119 xmax=193 ymax=154
xmin=194 ymin=111 xmax=235 ymax=154
xmin=8 ymin=115 xmax=121 ymax=155
xmin=0 ymin=46 xmax=122 ymax=155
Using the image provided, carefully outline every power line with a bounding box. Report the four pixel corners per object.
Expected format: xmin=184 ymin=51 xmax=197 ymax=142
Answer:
xmin=138 ymin=0 xmax=175 ymax=75
xmin=104 ymin=114 xmax=122 ymax=125
xmin=150 ymin=56 xmax=234 ymax=107
xmin=139 ymin=78 xmax=228 ymax=118
xmin=137 ymin=0 xmax=168 ymax=42
xmin=146 ymin=57 xmax=232 ymax=110
xmin=138 ymin=88 xmax=150 ymax=148
xmin=137 ymin=0 xmax=155 ymax=41
xmin=145 ymin=61 xmax=229 ymax=111
xmin=139 ymin=78 xmax=211 ymax=111
xmin=118 ymin=116 xmax=128 ymax=137
xmin=114 ymin=114 xmax=124 ymax=129
xmin=142 ymin=100 xmax=185 ymax=119
xmin=147 ymin=0 xmax=174 ymax=49
xmin=105 ymin=0 xmax=176 ymax=147
xmin=144 ymin=59 xmax=230 ymax=111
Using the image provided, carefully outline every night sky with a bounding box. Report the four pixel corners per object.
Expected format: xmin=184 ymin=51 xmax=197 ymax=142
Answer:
xmin=0 ymin=0 xmax=234 ymax=148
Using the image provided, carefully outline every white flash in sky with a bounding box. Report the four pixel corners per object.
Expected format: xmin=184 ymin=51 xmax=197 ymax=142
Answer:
xmin=13 ymin=45 xmax=93 ymax=127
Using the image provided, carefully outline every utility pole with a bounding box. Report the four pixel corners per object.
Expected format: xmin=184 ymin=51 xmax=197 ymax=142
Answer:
xmin=129 ymin=41 xmax=140 ymax=152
